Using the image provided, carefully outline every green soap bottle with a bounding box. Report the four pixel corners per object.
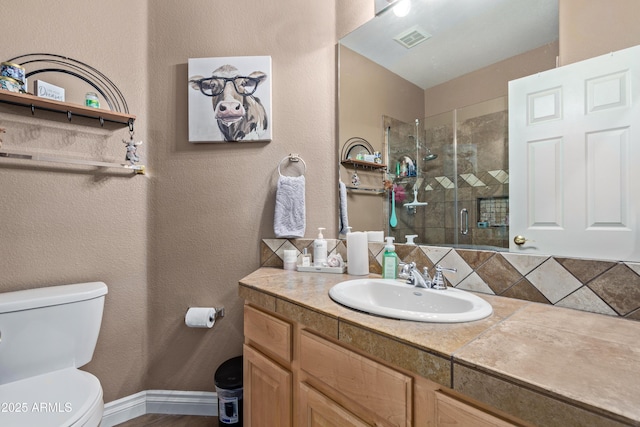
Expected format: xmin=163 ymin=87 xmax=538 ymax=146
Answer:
xmin=382 ymin=236 xmax=398 ymax=279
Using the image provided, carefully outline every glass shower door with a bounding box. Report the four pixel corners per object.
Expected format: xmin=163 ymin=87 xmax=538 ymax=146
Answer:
xmin=384 ymin=96 xmax=509 ymax=249
xmin=454 ymin=97 xmax=509 ymax=248
xmin=384 ymin=115 xmax=421 ymax=242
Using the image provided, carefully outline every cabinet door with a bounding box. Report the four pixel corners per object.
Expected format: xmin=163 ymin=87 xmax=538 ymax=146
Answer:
xmin=435 ymin=392 xmax=518 ymax=427
xmin=298 ymin=382 xmax=370 ymax=427
xmin=244 ymin=344 xmax=292 ymax=427
xmin=299 ymin=330 xmax=412 ymax=427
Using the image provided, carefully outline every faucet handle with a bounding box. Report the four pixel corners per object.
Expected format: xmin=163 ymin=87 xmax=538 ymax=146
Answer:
xmin=420 ymin=266 xmax=432 ymax=288
xmin=432 ymin=265 xmax=457 ymax=290
xmin=398 ymin=261 xmax=416 ymax=280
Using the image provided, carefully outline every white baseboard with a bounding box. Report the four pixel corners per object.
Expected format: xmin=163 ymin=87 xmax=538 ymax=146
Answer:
xmin=101 ymin=390 xmax=217 ymax=426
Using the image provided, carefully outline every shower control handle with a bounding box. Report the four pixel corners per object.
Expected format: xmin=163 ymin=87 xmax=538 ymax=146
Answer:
xmin=460 ymin=208 xmax=469 ymax=235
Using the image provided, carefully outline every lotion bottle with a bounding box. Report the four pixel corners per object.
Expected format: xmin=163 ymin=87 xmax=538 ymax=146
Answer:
xmin=313 ymin=227 xmax=328 ymax=267
xmin=382 ymin=236 xmax=398 ymax=279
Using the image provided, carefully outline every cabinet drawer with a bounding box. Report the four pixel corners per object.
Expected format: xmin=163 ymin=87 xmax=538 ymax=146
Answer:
xmin=300 ymin=330 xmax=412 ymax=427
xmin=435 ymin=392 xmax=518 ymax=427
xmin=244 ymin=304 xmax=293 ymax=363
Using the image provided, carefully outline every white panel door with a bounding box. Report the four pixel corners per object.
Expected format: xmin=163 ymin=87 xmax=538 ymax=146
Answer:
xmin=509 ymin=45 xmax=640 ymax=261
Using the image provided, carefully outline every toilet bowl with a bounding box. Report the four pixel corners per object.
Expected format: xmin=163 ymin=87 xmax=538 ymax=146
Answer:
xmin=0 ymin=282 xmax=108 ymax=427
xmin=0 ymin=368 xmax=103 ymax=426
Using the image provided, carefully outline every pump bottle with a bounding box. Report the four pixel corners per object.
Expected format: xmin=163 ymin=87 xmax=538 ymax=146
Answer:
xmin=382 ymin=236 xmax=398 ymax=279
xmin=313 ymin=227 xmax=328 ymax=267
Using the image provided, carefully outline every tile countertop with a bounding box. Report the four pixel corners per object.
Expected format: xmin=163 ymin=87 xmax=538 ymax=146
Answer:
xmin=239 ymin=268 xmax=640 ymax=426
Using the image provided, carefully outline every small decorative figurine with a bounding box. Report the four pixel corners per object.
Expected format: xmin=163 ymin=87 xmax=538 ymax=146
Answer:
xmin=351 ymin=170 xmax=360 ymax=187
xmin=123 ymin=137 xmax=143 ymax=166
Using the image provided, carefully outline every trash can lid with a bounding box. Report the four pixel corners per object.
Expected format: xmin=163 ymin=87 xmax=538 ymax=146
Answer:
xmin=214 ymin=356 xmax=243 ymax=389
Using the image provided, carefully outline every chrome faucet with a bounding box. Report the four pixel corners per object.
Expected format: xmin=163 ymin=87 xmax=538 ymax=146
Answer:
xmin=399 ymin=262 xmax=456 ymax=290
xmin=399 ymin=262 xmax=432 ymax=288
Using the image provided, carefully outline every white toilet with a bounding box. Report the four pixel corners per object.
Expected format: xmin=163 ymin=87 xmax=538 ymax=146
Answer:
xmin=0 ymin=282 xmax=108 ymax=427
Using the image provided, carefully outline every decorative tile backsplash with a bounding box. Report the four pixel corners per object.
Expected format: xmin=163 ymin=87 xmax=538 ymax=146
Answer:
xmin=261 ymin=238 xmax=640 ymax=322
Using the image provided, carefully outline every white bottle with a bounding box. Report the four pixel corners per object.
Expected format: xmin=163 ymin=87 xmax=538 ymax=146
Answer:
xmin=313 ymin=227 xmax=328 ymax=267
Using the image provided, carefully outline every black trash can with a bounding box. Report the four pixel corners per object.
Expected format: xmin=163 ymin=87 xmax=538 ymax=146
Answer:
xmin=214 ymin=356 xmax=243 ymax=426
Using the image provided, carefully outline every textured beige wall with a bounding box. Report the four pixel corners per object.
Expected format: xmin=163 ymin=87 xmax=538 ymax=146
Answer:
xmin=0 ymin=0 xmax=149 ymax=402
xmin=339 ymin=46 xmax=424 ymax=232
xmin=144 ymin=0 xmax=361 ymax=392
xmin=559 ymin=0 xmax=640 ymax=66
xmin=0 ymin=0 xmax=367 ymax=403
xmin=339 ymin=46 xmax=425 ymax=149
xmin=424 ymin=42 xmax=559 ymax=117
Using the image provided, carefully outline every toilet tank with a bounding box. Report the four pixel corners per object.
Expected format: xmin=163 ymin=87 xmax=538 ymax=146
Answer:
xmin=0 ymin=282 xmax=108 ymax=385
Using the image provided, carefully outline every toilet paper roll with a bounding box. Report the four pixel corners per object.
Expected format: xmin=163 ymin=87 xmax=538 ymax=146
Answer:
xmin=185 ymin=307 xmax=216 ymax=328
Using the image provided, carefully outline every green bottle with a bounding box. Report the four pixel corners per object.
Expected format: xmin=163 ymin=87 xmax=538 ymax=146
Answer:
xmin=382 ymin=237 xmax=398 ymax=279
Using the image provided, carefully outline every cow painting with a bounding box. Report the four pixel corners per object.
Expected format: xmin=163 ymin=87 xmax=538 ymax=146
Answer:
xmin=188 ymin=56 xmax=272 ymax=142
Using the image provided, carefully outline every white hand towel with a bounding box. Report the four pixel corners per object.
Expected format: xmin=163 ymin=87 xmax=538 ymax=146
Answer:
xmin=339 ymin=180 xmax=349 ymax=235
xmin=274 ymin=175 xmax=306 ymax=238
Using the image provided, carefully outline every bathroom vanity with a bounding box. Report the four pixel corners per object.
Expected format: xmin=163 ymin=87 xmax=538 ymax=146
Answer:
xmin=239 ymin=268 xmax=640 ymax=426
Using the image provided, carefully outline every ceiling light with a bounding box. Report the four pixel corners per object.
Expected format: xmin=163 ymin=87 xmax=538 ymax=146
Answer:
xmin=393 ymin=0 xmax=411 ymax=17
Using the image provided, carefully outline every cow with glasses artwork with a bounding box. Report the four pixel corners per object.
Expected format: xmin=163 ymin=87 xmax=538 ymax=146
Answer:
xmin=188 ymin=56 xmax=271 ymax=142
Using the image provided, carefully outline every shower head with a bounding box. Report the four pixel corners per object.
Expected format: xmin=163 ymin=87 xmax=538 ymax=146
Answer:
xmin=423 ymin=151 xmax=438 ymax=161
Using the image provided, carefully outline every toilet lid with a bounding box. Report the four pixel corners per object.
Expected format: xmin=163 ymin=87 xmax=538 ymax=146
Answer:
xmin=0 ymin=368 xmax=103 ymax=427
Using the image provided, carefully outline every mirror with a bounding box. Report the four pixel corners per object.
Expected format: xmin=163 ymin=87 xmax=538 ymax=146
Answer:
xmin=338 ymin=0 xmax=559 ymax=247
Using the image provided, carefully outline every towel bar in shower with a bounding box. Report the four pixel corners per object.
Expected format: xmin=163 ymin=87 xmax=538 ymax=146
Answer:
xmin=345 ymin=186 xmax=384 ymax=194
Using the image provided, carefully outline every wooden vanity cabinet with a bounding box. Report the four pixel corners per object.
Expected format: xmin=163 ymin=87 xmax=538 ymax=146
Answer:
xmin=243 ymin=303 xmax=526 ymax=427
xmin=243 ymin=305 xmax=293 ymax=427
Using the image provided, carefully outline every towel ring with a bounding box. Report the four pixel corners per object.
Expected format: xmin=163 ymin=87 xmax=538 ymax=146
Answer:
xmin=278 ymin=154 xmax=306 ymax=177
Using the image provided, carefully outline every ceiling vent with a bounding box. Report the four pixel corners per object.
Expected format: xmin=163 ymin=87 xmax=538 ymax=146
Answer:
xmin=393 ymin=25 xmax=432 ymax=49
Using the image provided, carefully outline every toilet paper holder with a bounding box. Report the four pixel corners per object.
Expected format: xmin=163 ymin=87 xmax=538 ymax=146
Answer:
xmin=214 ymin=307 xmax=225 ymax=319
xmin=184 ymin=306 xmax=225 ymax=328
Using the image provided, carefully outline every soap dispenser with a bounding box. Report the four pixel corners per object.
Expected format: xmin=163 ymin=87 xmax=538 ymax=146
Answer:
xmin=313 ymin=227 xmax=328 ymax=267
xmin=382 ymin=236 xmax=398 ymax=279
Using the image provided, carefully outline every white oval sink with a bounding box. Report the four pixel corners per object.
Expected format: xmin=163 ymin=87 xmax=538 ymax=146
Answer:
xmin=329 ymin=278 xmax=493 ymax=323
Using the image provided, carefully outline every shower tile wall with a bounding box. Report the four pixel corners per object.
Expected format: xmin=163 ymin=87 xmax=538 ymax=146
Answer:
xmin=422 ymin=102 xmax=509 ymax=248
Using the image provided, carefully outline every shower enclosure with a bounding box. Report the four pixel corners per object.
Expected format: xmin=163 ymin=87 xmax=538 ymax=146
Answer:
xmin=384 ymin=96 xmax=509 ymax=249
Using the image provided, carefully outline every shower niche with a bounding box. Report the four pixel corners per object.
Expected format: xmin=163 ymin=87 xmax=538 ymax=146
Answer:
xmin=384 ymin=96 xmax=509 ymax=249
